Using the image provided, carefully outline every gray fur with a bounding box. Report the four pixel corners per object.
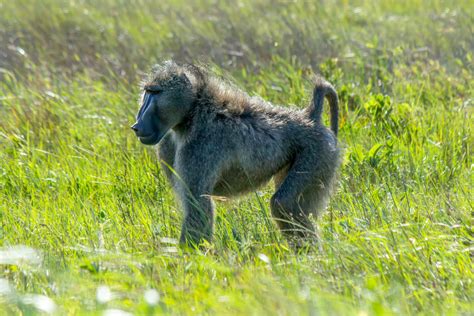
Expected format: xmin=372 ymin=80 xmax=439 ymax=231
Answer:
xmin=132 ymin=61 xmax=340 ymax=246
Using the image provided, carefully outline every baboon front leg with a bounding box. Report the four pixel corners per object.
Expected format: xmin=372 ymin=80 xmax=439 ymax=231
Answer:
xmin=157 ymin=134 xmax=176 ymax=185
xmin=180 ymin=192 xmax=215 ymax=246
xmin=176 ymin=151 xmax=219 ymax=246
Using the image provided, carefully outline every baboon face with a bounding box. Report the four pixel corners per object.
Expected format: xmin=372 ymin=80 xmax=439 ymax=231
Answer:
xmin=132 ymin=72 xmax=194 ymax=145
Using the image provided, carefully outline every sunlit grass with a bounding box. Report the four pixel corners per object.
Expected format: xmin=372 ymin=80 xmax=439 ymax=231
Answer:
xmin=0 ymin=0 xmax=473 ymax=314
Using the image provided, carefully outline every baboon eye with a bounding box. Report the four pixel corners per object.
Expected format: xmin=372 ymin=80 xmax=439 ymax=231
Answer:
xmin=146 ymin=89 xmax=161 ymax=95
xmin=145 ymin=85 xmax=162 ymax=94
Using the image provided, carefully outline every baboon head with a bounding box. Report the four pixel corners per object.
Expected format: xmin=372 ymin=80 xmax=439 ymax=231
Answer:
xmin=131 ymin=61 xmax=196 ymax=145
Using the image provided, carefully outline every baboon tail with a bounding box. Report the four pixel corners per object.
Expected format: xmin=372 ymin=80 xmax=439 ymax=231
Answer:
xmin=309 ymin=77 xmax=339 ymax=137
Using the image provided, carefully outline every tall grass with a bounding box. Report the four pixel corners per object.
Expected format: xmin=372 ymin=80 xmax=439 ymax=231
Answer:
xmin=0 ymin=0 xmax=472 ymax=314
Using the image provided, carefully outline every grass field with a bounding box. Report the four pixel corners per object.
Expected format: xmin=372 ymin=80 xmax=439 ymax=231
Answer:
xmin=0 ymin=0 xmax=473 ymax=314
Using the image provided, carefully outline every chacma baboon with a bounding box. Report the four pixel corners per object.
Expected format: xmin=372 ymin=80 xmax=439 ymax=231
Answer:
xmin=132 ymin=61 xmax=340 ymax=246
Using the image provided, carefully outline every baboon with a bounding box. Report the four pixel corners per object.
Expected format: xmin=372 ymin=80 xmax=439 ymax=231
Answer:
xmin=132 ymin=61 xmax=340 ymax=246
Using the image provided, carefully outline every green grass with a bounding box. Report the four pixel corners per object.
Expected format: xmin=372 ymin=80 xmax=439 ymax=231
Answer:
xmin=0 ymin=0 xmax=473 ymax=314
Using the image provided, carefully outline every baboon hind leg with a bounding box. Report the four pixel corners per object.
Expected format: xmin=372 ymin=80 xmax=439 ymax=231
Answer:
xmin=270 ymin=153 xmax=331 ymax=240
xmin=273 ymin=165 xmax=290 ymax=190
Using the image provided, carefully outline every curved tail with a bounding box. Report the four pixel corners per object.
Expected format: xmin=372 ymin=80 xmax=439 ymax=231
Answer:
xmin=308 ymin=77 xmax=339 ymax=137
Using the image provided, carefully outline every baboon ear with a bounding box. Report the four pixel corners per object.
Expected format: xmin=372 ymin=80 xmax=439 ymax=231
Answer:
xmin=179 ymin=72 xmax=192 ymax=87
